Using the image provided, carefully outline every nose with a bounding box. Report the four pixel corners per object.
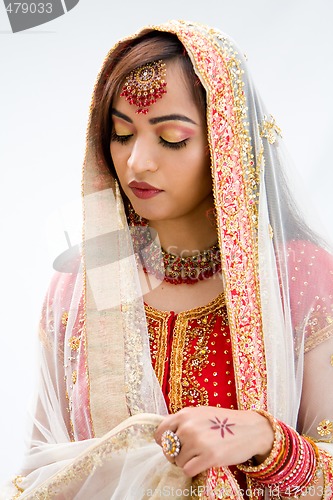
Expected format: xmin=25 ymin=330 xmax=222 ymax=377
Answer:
xmin=127 ymin=137 xmax=158 ymax=174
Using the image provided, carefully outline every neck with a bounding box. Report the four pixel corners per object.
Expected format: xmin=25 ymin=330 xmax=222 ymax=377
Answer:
xmin=149 ymin=208 xmax=217 ymax=257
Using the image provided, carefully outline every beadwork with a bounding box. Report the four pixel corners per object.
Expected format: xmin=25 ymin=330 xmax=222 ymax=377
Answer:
xmin=131 ymin=226 xmax=222 ymax=284
xmin=120 ymin=60 xmax=167 ymax=114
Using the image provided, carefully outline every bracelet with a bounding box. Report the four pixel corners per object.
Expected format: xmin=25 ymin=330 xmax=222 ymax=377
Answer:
xmin=237 ymin=409 xmax=284 ymax=475
xmin=239 ymin=417 xmax=318 ymax=497
xmin=237 ymin=411 xmax=319 ymax=498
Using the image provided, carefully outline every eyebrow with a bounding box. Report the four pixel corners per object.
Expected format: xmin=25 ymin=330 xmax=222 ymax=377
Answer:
xmin=111 ymin=108 xmax=198 ymax=125
xmin=149 ymin=114 xmax=198 ymax=125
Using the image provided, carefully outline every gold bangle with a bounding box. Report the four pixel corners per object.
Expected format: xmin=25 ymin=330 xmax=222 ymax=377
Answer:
xmin=303 ymin=435 xmax=320 ymax=460
xmin=237 ymin=410 xmax=283 ymax=474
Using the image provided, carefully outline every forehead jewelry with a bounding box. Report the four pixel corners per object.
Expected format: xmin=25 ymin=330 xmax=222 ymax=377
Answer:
xmin=120 ymin=60 xmax=167 ymax=114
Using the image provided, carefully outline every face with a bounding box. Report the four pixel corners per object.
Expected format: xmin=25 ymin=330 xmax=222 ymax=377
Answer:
xmin=110 ymin=60 xmax=213 ymax=224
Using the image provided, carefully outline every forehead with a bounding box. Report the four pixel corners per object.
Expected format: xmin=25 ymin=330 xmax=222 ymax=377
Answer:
xmin=113 ymin=60 xmax=203 ymax=123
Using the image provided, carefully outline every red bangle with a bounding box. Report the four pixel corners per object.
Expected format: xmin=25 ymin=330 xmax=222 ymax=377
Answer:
xmin=237 ymin=411 xmax=318 ymax=497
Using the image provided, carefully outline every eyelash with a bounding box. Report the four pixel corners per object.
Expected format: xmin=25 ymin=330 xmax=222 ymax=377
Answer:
xmin=111 ymin=131 xmax=132 ymax=144
xmin=111 ymin=131 xmax=189 ymax=150
xmin=159 ymin=137 xmax=188 ymax=150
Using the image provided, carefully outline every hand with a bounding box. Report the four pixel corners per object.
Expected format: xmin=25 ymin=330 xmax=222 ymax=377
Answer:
xmin=155 ymin=407 xmax=274 ymax=477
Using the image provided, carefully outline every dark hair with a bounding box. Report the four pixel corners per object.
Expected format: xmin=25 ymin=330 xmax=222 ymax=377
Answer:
xmin=92 ymin=31 xmax=206 ymax=177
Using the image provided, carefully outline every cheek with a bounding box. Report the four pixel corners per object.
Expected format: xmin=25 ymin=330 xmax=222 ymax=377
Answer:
xmin=186 ymin=147 xmax=211 ymax=184
xmin=110 ymin=144 xmax=125 ymax=175
xmin=109 ymin=143 xmax=118 ymax=165
xmin=109 ymin=147 xmax=127 ymax=193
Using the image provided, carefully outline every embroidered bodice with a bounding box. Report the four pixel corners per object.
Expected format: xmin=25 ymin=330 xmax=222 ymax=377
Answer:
xmin=145 ymin=293 xmax=238 ymax=414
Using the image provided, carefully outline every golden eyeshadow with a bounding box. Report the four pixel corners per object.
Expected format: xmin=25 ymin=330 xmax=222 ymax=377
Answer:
xmin=113 ymin=121 xmax=132 ymax=136
xmin=159 ymin=128 xmax=192 ymax=143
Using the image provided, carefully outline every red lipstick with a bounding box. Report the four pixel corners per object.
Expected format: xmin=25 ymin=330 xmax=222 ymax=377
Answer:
xmin=128 ymin=181 xmax=163 ymax=199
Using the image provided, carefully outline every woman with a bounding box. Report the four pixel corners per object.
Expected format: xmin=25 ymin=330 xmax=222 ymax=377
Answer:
xmin=4 ymin=20 xmax=333 ymax=499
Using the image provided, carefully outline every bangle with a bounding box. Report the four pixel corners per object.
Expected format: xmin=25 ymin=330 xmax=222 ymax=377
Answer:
xmin=243 ymin=423 xmax=317 ymax=496
xmin=237 ymin=411 xmax=318 ymax=497
xmin=237 ymin=410 xmax=283 ymax=475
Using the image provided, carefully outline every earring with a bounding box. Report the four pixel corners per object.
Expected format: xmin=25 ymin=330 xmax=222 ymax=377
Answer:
xmin=127 ymin=202 xmax=148 ymax=227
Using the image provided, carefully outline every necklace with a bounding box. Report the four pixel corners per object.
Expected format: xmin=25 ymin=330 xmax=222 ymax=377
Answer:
xmin=131 ymin=226 xmax=222 ymax=285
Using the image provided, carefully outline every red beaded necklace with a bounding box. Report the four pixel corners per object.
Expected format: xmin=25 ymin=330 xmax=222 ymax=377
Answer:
xmin=130 ymin=226 xmax=222 ymax=285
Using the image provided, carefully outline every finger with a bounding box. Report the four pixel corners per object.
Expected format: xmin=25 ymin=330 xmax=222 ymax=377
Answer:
xmin=174 ymin=441 xmax=199 ymax=469
xmin=162 ymin=453 xmax=176 ymax=466
xmin=182 ymin=454 xmax=208 ymax=478
xmin=154 ymin=415 xmax=179 ymax=444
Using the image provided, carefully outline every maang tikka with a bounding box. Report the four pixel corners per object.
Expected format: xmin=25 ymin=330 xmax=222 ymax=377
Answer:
xmin=120 ymin=60 xmax=167 ymax=114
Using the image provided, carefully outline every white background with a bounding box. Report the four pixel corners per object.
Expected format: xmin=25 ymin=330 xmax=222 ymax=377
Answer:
xmin=1 ymin=0 xmax=333 ymax=484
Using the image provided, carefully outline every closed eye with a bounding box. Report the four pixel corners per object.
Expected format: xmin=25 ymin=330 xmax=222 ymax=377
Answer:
xmin=159 ymin=137 xmax=189 ymax=150
xmin=111 ymin=131 xmax=133 ymax=144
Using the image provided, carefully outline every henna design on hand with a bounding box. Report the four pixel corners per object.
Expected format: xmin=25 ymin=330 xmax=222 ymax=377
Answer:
xmin=209 ymin=416 xmax=235 ymax=438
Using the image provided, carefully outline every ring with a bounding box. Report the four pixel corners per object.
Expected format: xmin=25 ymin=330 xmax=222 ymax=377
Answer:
xmin=161 ymin=430 xmax=181 ymax=457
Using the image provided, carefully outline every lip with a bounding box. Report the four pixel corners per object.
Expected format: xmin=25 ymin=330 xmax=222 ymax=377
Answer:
xmin=128 ymin=181 xmax=163 ymax=199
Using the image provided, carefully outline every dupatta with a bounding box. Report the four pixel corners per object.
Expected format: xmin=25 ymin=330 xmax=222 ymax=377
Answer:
xmin=2 ymin=20 xmax=333 ymax=500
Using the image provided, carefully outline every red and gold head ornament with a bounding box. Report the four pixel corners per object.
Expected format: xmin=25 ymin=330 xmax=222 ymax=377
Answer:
xmin=120 ymin=60 xmax=167 ymax=114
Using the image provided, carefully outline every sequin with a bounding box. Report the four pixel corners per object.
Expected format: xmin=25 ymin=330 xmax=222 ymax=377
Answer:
xmin=61 ymin=311 xmax=69 ymax=327
xmin=260 ymin=115 xmax=282 ymax=144
xmin=72 ymin=371 xmax=77 ymax=385
xmin=317 ymin=419 xmax=333 ymax=437
xmin=68 ymin=336 xmax=81 ymax=351
xmin=145 ymin=293 xmax=236 ymax=412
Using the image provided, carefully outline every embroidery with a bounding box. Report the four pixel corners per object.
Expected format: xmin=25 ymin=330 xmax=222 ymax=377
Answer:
xmin=260 ymin=115 xmax=282 ymax=144
xmin=72 ymin=370 xmax=77 ymax=385
xmin=145 ymin=307 xmax=169 ymax=385
xmin=145 ymin=293 xmax=234 ymax=413
xmin=152 ymin=20 xmax=267 ymax=412
xmin=61 ymin=311 xmax=69 ymax=327
xmin=318 ymin=448 xmax=333 ymax=497
xmin=317 ymin=419 xmax=333 ymax=441
xmin=38 ymin=304 xmax=55 ymax=350
xmin=68 ymin=336 xmax=81 ymax=351
xmin=80 ymin=275 xmax=95 ymax=437
xmin=170 ymin=309 xmax=214 ymax=412
xmin=304 ymin=322 xmax=333 ymax=353
xmin=201 ymin=466 xmax=244 ymax=499
xmin=64 ymin=303 xmax=94 ymax=440
xmin=12 ymin=475 xmax=24 ymax=499
xmin=23 ymin=423 xmax=157 ymax=499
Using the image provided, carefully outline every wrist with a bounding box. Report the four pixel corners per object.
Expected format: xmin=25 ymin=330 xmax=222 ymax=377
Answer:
xmin=251 ymin=409 xmax=275 ymax=463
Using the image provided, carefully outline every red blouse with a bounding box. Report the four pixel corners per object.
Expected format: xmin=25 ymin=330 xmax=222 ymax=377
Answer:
xmin=145 ymin=292 xmax=247 ymax=494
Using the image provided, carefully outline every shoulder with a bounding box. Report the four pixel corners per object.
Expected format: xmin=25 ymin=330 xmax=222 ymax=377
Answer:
xmin=286 ymin=239 xmax=333 ymax=268
xmin=286 ymin=240 xmax=333 ymax=349
xmin=286 ymin=239 xmax=333 ymax=302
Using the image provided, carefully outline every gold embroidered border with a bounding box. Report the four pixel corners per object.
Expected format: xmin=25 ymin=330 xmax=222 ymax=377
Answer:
xmin=144 ymin=305 xmax=170 ymax=386
xmin=168 ymin=293 xmax=225 ymax=412
xmin=23 ymin=420 xmax=158 ymax=499
xmin=151 ymin=21 xmax=267 ymax=412
xmin=305 ymin=322 xmax=333 ymax=353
